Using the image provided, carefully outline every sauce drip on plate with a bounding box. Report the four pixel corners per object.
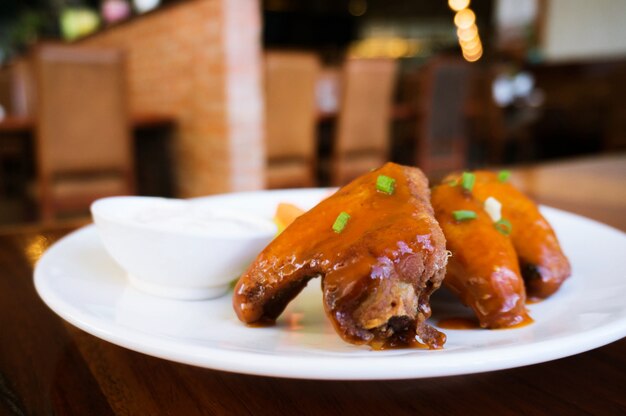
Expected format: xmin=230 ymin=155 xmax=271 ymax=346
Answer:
xmin=437 ymin=317 xmax=480 ymax=330
xmin=437 ymin=315 xmax=533 ymax=330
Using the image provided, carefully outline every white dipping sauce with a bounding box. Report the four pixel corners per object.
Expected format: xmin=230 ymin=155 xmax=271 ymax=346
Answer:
xmin=131 ymin=201 xmax=275 ymax=236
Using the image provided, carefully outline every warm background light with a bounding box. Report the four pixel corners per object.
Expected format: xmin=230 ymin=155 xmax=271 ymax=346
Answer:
xmin=460 ymin=37 xmax=481 ymax=50
xmin=454 ymin=9 xmax=476 ymax=29
xmin=462 ymin=42 xmax=482 ymax=56
xmin=463 ymin=48 xmax=483 ymax=62
xmin=457 ymin=24 xmax=478 ymax=41
xmin=349 ymin=37 xmax=422 ymax=59
xmin=448 ymin=0 xmax=470 ymax=12
xmin=451 ymin=6 xmax=482 ymax=63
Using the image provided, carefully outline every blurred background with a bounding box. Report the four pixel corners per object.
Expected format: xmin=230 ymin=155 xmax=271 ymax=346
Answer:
xmin=1 ymin=0 xmax=625 ymax=226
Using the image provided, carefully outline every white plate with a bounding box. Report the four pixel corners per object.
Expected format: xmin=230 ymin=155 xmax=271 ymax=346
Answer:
xmin=34 ymin=189 xmax=626 ymax=380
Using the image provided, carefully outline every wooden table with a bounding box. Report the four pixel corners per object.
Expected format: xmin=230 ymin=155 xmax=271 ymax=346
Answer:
xmin=1 ymin=154 xmax=625 ymax=415
xmin=510 ymin=153 xmax=626 ymax=231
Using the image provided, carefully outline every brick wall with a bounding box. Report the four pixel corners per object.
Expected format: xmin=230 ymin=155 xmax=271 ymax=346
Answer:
xmin=83 ymin=0 xmax=265 ymax=197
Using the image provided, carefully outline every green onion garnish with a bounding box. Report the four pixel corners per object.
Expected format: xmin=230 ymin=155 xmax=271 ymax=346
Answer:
xmin=498 ymin=170 xmax=511 ymax=182
xmin=332 ymin=211 xmax=351 ymax=233
xmin=376 ymin=175 xmax=396 ymax=195
xmin=447 ymin=178 xmax=459 ymax=187
xmin=453 ymin=210 xmax=477 ymax=221
xmin=461 ymin=172 xmax=475 ymax=192
xmin=494 ymin=218 xmax=512 ymax=235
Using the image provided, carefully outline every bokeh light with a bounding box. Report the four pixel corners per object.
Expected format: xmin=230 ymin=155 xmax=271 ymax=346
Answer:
xmin=461 ymin=36 xmax=481 ymax=50
xmin=457 ymin=24 xmax=478 ymax=42
xmin=463 ymin=48 xmax=483 ymax=62
xmin=462 ymin=42 xmax=482 ymax=56
xmin=454 ymin=9 xmax=476 ymax=29
xmin=448 ymin=0 xmax=470 ymax=12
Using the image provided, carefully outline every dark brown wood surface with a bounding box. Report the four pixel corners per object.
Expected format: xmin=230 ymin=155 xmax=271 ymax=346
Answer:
xmin=1 ymin=154 xmax=625 ymax=416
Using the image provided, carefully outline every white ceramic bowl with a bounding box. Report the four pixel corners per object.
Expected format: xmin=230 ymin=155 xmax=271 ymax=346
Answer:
xmin=91 ymin=196 xmax=276 ymax=300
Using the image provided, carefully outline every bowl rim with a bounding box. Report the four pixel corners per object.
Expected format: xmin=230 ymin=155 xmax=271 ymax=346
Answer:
xmin=90 ymin=196 xmax=277 ymax=240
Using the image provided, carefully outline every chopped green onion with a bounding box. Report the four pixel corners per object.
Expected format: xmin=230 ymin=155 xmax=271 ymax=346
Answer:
xmin=332 ymin=211 xmax=351 ymax=233
xmin=461 ymin=172 xmax=475 ymax=192
xmin=376 ymin=175 xmax=396 ymax=195
xmin=447 ymin=178 xmax=459 ymax=187
xmin=498 ymin=170 xmax=511 ymax=182
xmin=494 ymin=218 xmax=512 ymax=235
xmin=453 ymin=210 xmax=477 ymax=221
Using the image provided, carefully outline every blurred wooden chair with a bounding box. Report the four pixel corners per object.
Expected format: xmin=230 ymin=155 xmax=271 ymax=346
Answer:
xmin=33 ymin=44 xmax=134 ymax=221
xmin=0 ymin=61 xmax=34 ymax=202
xmin=10 ymin=57 xmax=37 ymax=117
xmin=264 ymin=51 xmax=319 ymax=189
xmin=414 ymin=57 xmax=472 ymax=181
xmin=331 ymin=58 xmax=397 ymax=186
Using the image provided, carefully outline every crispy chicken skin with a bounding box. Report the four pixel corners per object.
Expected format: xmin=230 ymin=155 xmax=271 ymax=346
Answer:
xmin=233 ymin=163 xmax=448 ymax=349
xmin=471 ymin=171 xmax=571 ymax=298
xmin=431 ymin=182 xmax=530 ymax=328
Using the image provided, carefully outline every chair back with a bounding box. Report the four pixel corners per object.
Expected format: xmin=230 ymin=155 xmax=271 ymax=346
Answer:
xmin=264 ymin=51 xmax=319 ymax=188
xmin=415 ymin=57 xmax=471 ymax=180
xmin=0 ymin=59 xmax=37 ymax=117
xmin=34 ymin=44 xmax=134 ymax=220
xmin=10 ymin=57 xmax=37 ymax=117
xmin=332 ymin=58 xmax=397 ymax=185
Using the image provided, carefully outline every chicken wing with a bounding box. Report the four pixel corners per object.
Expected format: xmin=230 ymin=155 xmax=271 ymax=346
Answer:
xmin=233 ymin=163 xmax=448 ymax=349
xmin=471 ymin=171 xmax=571 ymax=298
xmin=431 ymin=181 xmax=530 ymax=328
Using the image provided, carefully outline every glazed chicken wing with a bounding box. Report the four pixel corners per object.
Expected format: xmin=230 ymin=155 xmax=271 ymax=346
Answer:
xmin=471 ymin=171 xmax=571 ymax=298
xmin=431 ymin=182 xmax=530 ymax=328
xmin=233 ymin=163 xmax=449 ymax=349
